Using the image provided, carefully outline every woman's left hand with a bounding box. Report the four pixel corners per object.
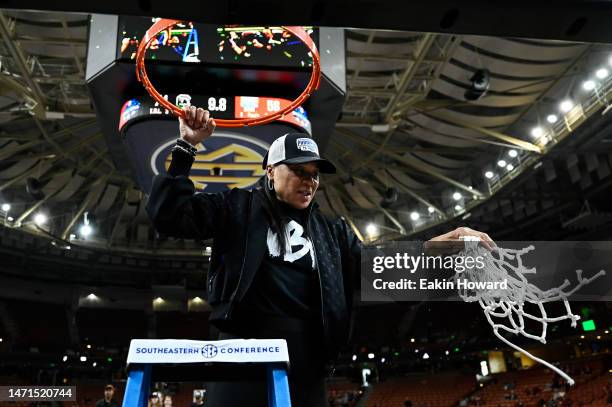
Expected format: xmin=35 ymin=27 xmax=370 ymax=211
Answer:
xmin=424 ymin=226 xmax=496 ymax=253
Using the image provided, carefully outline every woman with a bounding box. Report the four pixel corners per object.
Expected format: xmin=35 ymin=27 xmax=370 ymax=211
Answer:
xmin=148 ymin=393 xmax=162 ymax=407
xmin=146 ymin=105 xmax=494 ymax=407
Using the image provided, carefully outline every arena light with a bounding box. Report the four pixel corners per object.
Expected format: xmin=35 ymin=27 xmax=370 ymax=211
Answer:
xmin=596 ymin=68 xmax=609 ymax=79
xmin=560 ymin=99 xmax=574 ymax=113
xmin=422 ymin=352 xmax=429 ymax=360
xmin=546 ymin=114 xmax=558 ymax=124
xmin=7 ymin=216 xmax=13 ymax=222
xmin=381 ymin=188 xmax=399 ymax=208
xmin=381 ymin=357 xmax=386 ymax=363
xmin=410 ymin=338 xmax=415 ymax=343
xmin=445 ymin=350 xmax=450 ymax=355
xmin=34 ymin=213 xmax=47 ymax=226
xmin=367 ymin=353 xmax=375 ymax=359
xmin=366 ymin=223 xmax=378 ymax=237
xmin=352 ymin=354 xmax=357 ymax=361
xmin=87 ymin=293 xmax=98 ymax=301
xmin=464 ymin=69 xmax=490 ymax=101
xmin=0 ymin=337 xmax=3 ymax=342
xmin=485 ymin=171 xmax=494 ymax=179
xmin=480 ymin=360 xmax=489 ymax=376
xmin=1 ymin=203 xmax=10 ymax=212
xmin=371 ymin=123 xmax=391 ymax=133
xmin=414 ymin=349 xmax=419 ymax=353
xmin=86 ymin=344 xmax=91 ymax=349
xmin=154 ymin=297 xmax=164 ymax=303
xmin=508 ymin=149 xmax=518 ymax=158
xmin=454 ymin=204 xmax=462 ymax=211
xmin=506 ymin=164 xmax=514 ymax=171
xmin=79 ymin=224 xmax=93 ymax=238
xmin=452 ymin=192 xmax=462 ymax=201
xmin=582 ymin=80 xmax=596 ymax=91
xmin=80 ymin=356 xmax=87 ymax=362
xmin=410 ymin=212 xmax=420 ymax=221
xmin=427 ymin=206 xmax=435 ymax=214
xmin=62 ymin=355 xmax=68 ymax=362
xmin=93 ymin=362 xmax=97 ymax=367
xmin=192 ymin=297 xmax=203 ymax=303
xmin=530 ymin=127 xmax=544 ymax=138
xmin=26 ymin=177 xmax=44 ymax=200
xmin=497 ymin=160 xmax=507 ymax=168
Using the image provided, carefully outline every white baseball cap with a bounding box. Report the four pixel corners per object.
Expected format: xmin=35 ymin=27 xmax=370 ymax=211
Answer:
xmin=262 ymin=133 xmax=336 ymax=173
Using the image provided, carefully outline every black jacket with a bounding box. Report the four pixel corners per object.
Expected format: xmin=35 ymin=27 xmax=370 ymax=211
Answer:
xmin=146 ymin=150 xmax=361 ymax=358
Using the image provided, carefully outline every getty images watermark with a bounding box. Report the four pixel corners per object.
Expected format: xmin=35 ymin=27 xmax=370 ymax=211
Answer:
xmin=360 ymin=241 xmax=612 ymax=302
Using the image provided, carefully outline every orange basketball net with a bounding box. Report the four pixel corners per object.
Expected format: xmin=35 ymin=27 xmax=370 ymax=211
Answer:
xmin=135 ymin=20 xmax=321 ymax=128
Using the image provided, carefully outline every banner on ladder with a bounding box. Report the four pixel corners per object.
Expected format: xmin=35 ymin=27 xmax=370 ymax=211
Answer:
xmin=126 ymin=339 xmax=290 ymax=365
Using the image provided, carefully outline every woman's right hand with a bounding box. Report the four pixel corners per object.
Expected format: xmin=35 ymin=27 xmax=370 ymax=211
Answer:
xmin=178 ymin=105 xmax=216 ymax=146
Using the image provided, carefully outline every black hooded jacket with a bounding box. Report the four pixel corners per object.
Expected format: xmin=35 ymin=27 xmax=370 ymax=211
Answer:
xmin=146 ymin=149 xmax=362 ymax=358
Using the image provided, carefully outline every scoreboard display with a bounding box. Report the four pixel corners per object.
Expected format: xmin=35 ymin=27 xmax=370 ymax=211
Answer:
xmin=118 ymin=17 xmax=316 ymax=69
xmin=119 ymin=94 xmax=312 ymax=134
xmin=234 ymin=96 xmax=311 ymax=133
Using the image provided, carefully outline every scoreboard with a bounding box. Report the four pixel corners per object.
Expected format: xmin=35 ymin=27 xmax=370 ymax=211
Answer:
xmin=85 ymin=15 xmax=345 ymax=191
xmin=119 ymin=94 xmax=312 ymax=134
xmin=117 ymin=17 xmax=317 ymax=69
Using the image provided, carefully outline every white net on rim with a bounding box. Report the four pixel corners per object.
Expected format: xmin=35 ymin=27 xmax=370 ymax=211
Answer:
xmin=454 ymin=237 xmax=606 ymax=385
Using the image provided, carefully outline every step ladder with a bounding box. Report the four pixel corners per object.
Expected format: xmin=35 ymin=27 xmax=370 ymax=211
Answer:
xmin=122 ymin=338 xmax=291 ymax=407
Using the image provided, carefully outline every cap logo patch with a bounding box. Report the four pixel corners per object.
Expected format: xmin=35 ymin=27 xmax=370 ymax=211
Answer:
xmin=296 ymin=138 xmax=318 ymax=154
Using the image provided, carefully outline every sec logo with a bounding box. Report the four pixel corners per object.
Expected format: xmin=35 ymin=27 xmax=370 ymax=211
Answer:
xmin=151 ymin=132 xmax=269 ymax=193
xmin=200 ymin=344 xmax=218 ymax=358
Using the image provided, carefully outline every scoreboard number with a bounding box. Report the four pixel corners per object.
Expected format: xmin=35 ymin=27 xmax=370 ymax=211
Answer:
xmin=208 ymin=97 xmax=227 ymax=112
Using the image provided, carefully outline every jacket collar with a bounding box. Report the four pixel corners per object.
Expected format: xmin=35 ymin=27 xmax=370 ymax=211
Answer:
xmin=254 ymin=184 xmax=320 ymax=220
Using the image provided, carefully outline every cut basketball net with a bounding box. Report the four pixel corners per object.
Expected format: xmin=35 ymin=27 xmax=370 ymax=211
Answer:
xmin=455 ymin=237 xmax=605 ymax=385
xmin=135 ymin=20 xmax=320 ymax=127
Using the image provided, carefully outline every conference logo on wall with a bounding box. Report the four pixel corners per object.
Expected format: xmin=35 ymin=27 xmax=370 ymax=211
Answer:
xmin=151 ymin=132 xmax=269 ymax=193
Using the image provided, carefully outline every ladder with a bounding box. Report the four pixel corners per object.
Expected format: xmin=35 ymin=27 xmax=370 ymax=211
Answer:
xmin=122 ymin=338 xmax=291 ymax=407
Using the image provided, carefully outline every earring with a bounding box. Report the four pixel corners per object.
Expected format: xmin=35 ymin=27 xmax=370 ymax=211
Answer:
xmin=267 ymin=177 xmax=274 ymax=190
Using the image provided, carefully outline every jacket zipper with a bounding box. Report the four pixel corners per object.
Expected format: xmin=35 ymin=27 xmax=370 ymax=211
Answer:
xmin=225 ymin=192 xmax=253 ymax=319
xmin=306 ymin=207 xmax=326 ymax=337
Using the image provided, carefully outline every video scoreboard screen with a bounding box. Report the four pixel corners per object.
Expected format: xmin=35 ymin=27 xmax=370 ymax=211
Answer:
xmin=119 ymin=94 xmax=312 ymax=134
xmin=117 ymin=17 xmax=316 ymax=69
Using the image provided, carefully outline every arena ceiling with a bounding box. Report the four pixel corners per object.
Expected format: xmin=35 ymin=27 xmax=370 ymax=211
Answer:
xmin=1 ymin=9 xmax=612 ymax=263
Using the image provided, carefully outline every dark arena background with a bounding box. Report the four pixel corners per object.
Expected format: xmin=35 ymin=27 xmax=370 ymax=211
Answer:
xmin=0 ymin=1 xmax=611 ymax=407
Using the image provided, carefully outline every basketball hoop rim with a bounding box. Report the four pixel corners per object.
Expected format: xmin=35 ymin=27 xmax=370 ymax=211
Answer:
xmin=135 ymin=20 xmax=321 ymax=128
